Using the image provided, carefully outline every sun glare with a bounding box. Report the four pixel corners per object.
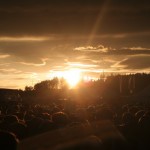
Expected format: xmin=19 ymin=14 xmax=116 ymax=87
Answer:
xmin=65 ymin=69 xmax=81 ymax=88
xmin=48 ymin=69 xmax=81 ymax=88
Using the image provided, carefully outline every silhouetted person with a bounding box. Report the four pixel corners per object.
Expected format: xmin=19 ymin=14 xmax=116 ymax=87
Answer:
xmin=52 ymin=112 xmax=69 ymax=128
xmin=0 ymin=131 xmax=19 ymax=150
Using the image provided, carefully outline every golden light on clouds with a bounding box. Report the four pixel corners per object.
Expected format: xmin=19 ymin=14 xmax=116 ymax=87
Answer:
xmin=0 ymin=36 xmax=49 ymax=42
xmin=0 ymin=54 xmax=10 ymax=58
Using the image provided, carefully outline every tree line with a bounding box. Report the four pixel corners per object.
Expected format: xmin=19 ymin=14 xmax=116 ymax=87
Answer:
xmin=23 ymin=73 xmax=150 ymax=103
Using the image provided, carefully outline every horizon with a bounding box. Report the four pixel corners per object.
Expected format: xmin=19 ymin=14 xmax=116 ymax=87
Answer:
xmin=0 ymin=72 xmax=149 ymax=90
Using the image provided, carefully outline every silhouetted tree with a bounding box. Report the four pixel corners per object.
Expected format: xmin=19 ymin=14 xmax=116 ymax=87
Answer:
xmin=34 ymin=77 xmax=59 ymax=92
xmin=33 ymin=78 xmax=59 ymax=101
xmin=25 ymin=86 xmax=34 ymax=92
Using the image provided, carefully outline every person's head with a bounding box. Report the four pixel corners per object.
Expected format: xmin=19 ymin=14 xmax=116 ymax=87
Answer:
xmin=52 ymin=112 xmax=68 ymax=127
xmin=135 ymin=110 xmax=145 ymax=122
xmin=10 ymin=122 xmax=27 ymax=139
xmin=122 ymin=112 xmax=135 ymax=125
xmin=0 ymin=131 xmax=19 ymax=150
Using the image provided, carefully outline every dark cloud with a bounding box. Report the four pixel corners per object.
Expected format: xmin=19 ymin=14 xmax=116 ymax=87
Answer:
xmin=0 ymin=40 xmax=66 ymax=63
xmin=0 ymin=0 xmax=149 ymax=36
xmin=115 ymin=55 xmax=150 ymax=70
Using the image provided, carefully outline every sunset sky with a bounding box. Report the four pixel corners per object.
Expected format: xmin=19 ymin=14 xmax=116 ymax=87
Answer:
xmin=0 ymin=0 xmax=150 ymax=89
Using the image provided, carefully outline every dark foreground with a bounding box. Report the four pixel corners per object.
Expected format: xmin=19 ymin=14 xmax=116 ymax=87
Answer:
xmin=0 ymin=96 xmax=150 ymax=150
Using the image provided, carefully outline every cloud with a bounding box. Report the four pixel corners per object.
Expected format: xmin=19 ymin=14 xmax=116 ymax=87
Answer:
xmin=0 ymin=68 xmax=22 ymax=74
xmin=112 ymin=55 xmax=150 ymax=70
xmin=107 ymin=48 xmax=150 ymax=55
xmin=122 ymin=47 xmax=150 ymax=51
xmin=66 ymin=62 xmax=98 ymax=68
xmin=0 ymin=36 xmax=50 ymax=42
xmin=0 ymin=63 xmax=10 ymax=66
xmin=74 ymin=45 xmax=150 ymax=56
xmin=19 ymin=58 xmax=48 ymax=67
xmin=74 ymin=45 xmax=109 ymax=52
xmin=108 ymin=47 xmax=150 ymax=55
xmin=0 ymin=54 xmax=10 ymax=58
xmin=0 ymin=41 xmax=73 ymax=66
xmin=0 ymin=0 xmax=149 ymax=37
xmin=0 ymin=38 xmax=150 ymax=89
xmin=11 ymin=77 xmax=28 ymax=80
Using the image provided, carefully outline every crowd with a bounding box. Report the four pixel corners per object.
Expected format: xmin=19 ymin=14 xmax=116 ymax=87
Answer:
xmin=0 ymin=98 xmax=150 ymax=150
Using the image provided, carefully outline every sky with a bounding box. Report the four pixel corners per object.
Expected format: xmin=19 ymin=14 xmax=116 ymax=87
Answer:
xmin=0 ymin=0 xmax=150 ymax=89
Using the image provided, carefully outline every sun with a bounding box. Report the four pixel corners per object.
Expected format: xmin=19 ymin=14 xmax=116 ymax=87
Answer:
xmin=64 ymin=69 xmax=81 ymax=88
xmin=48 ymin=69 xmax=81 ymax=88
